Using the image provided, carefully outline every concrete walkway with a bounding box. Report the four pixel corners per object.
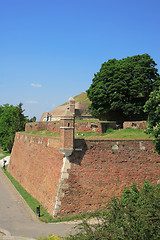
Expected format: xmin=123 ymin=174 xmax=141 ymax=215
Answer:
xmin=0 ymin=169 xmax=77 ymax=239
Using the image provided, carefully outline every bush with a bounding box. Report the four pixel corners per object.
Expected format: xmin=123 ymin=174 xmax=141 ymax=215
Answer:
xmin=66 ymin=182 xmax=160 ymax=240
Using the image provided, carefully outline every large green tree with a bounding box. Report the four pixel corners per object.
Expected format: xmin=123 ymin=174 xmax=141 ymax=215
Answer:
xmin=144 ymin=88 xmax=160 ymax=153
xmin=87 ymin=54 xmax=160 ymax=121
xmin=0 ymin=103 xmax=28 ymax=152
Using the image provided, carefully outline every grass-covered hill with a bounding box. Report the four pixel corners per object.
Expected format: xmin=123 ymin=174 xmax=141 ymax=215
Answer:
xmin=61 ymin=92 xmax=91 ymax=106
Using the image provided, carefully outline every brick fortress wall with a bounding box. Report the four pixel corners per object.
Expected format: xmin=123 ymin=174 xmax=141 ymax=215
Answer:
xmin=58 ymin=139 xmax=160 ymax=216
xmin=25 ymin=121 xmax=117 ymax=134
xmin=25 ymin=122 xmax=61 ymax=133
xmin=25 ymin=121 xmax=148 ymax=134
xmin=123 ymin=121 xmax=148 ymax=129
xmin=8 ymin=133 xmax=160 ymax=217
xmin=8 ymin=133 xmax=63 ymax=215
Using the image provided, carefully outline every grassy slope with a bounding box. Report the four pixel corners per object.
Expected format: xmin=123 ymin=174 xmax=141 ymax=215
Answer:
xmin=75 ymin=128 xmax=153 ymax=140
xmin=61 ymin=92 xmax=91 ymax=106
xmin=24 ymin=128 xmax=152 ymax=140
xmin=24 ymin=130 xmax=60 ymax=137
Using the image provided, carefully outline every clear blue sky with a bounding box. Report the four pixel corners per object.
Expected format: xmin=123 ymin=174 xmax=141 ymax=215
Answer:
xmin=1 ymin=0 xmax=160 ymax=120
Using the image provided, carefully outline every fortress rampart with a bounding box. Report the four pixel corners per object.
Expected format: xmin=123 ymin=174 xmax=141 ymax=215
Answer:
xmin=25 ymin=120 xmax=148 ymax=134
xmin=8 ymin=131 xmax=160 ymax=217
xmin=8 ymin=133 xmax=63 ymax=215
xmin=25 ymin=121 xmax=117 ymax=134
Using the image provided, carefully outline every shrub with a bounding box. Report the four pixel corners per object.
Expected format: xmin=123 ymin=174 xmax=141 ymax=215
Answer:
xmin=66 ymin=182 xmax=160 ymax=240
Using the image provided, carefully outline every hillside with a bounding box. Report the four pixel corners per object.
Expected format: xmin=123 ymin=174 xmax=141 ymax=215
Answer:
xmin=61 ymin=92 xmax=91 ymax=106
xmin=74 ymin=92 xmax=91 ymax=103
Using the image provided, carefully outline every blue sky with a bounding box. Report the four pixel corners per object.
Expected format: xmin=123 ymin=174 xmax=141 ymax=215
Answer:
xmin=1 ymin=0 xmax=160 ymax=120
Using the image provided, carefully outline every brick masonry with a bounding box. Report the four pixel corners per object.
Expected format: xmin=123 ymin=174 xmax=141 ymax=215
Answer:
xmin=8 ymin=133 xmax=64 ymax=215
xmin=25 ymin=122 xmax=61 ymax=133
xmin=25 ymin=121 xmax=117 ymax=134
xmin=25 ymin=121 xmax=148 ymax=135
xmin=58 ymin=139 xmax=160 ymax=216
xmin=123 ymin=121 xmax=148 ymax=129
xmin=8 ymin=133 xmax=160 ymax=217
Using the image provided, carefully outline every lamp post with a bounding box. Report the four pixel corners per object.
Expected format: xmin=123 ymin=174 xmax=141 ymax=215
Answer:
xmin=36 ymin=205 xmax=40 ymax=217
xmin=3 ymin=160 xmax=7 ymax=170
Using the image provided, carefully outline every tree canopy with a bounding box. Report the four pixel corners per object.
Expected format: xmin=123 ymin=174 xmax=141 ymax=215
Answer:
xmin=87 ymin=54 xmax=160 ymax=121
xmin=0 ymin=103 xmax=36 ymax=152
xmin=144 ymin=88 xmax=160 ymax=153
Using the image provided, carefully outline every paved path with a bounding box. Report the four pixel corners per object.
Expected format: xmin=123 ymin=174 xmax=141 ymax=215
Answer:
xmin=0 ymin=169 xmax=77 ymax=239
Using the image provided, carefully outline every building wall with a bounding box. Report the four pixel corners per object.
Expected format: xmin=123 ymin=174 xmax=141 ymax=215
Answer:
xmin=123 ymin=121 xmax=148 ymax=129
xmin=75 ymin=102 xmax=90 ymax=110
xmin=57 ymin=139 xmax=160 ymax=216
xmin=26 ymin=121 xmax=148 ymax=134
xmin=25 ymin=121 xmax=117 ymax=134
xmin=75 ymin=121 xmax=116 ymax=133
xmin=8 ymin=133 xmax=160 ymax=217
xmin=8 ymin=133 xmax=63 ymax=216
xmin=25 ymin=122 xmax=61 ymax=133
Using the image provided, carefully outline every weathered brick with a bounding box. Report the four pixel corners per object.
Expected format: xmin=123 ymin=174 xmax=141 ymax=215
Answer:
xmin=8 ymin=134 xmax=160 ymax=217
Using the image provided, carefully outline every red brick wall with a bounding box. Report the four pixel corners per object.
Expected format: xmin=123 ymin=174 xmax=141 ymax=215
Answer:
xmin=26 ymin=121 xmax=148 ymax=135
xmin=25 ymin=122 xmax=61 ymax=133
xmin=25 ymin=121 xmax=116 ymax=134
xmin=8 ymin=133 xmax=63 ymax=215
xmin=123 ymin=121 xmax=148 ymax=129
xmin=47 ymin=122 xmax=61 ymax=132
xmin=75 ymin=121 xmax=116 ymax=133
xmin=25 ymin=122 xmax=49 ymax=131
xmin=58 ymin=139 xmax=160 ymax=216
xmin=8 ymin=134 xmax=160 ymax=217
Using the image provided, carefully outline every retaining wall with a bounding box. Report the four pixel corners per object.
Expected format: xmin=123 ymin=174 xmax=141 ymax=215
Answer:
xmin=56 ymin=139 xmax=160 ymax=216
xmin=25 ymin=122 xmax=61 ymax=133
xmin=8 ymin=133 xmax=63 ymax=215
xmin=25 ymin=121 xmax=117 ymax=134
xmin=8 ymin=133 xmax=160 ymax=217
xmin=123 ymin=121 xmax=148 ymax=129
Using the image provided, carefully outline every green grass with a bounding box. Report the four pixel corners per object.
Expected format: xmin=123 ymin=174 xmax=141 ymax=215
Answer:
xmin=24 ymin=128 xmax=152 ymax=140
xmin=24 ymin=130 xmax=60 ymax=137
xmin=2 ymin=168 xmax=54 ymax=222
xmin=75 ymin=128 xmax=153 ymax=140
xmin=0 ymin=150 xmax=10 ymax=160
xmin=61 ymin=92 xmax=91 ymax=106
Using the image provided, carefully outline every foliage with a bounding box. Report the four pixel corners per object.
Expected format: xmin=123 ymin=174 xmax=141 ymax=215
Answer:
xmin=0 ymin=103 xmax=36 ymax=152
xmin=28 ymin=116 xmax=36 ymax=122
xmin=67 ymin=182 xmax=160 ymax=240
xmin=144 ymin=88 xmax=160 ymax=153
xmin=87 ymin=54 xmax=160 ymax=121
